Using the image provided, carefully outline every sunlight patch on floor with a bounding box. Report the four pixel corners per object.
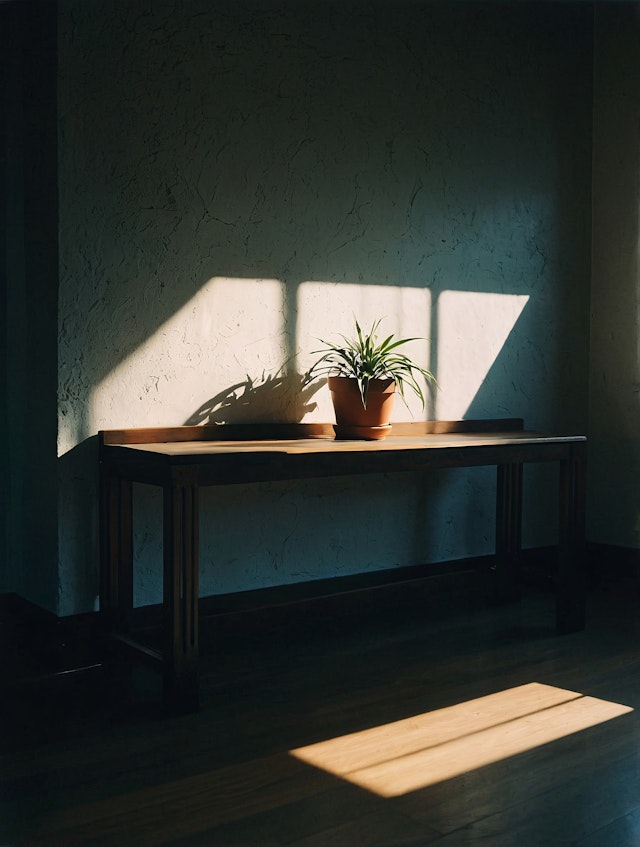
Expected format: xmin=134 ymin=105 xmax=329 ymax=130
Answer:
xmin=290 ymin=682 xmax=632 ymax=797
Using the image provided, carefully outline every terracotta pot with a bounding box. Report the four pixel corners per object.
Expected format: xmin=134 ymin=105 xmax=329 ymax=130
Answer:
xmin=328 ymin=376 xmax=396 ymax=440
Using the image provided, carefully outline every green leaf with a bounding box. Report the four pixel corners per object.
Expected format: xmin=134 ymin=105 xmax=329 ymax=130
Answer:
xmin=308 ymin=318 xmax=437 ymax=409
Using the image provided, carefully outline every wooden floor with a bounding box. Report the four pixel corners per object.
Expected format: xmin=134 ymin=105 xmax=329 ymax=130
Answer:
xmin=2 ymin=577 xmax=640 ymax=846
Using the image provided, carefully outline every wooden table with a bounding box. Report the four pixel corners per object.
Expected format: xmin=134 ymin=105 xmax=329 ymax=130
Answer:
xmin=99 ymin=419 xmax=587 ymax=713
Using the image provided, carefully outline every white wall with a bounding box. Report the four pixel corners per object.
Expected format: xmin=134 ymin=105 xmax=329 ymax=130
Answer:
xmin=56 ymin=1 xmax=593 ymax=615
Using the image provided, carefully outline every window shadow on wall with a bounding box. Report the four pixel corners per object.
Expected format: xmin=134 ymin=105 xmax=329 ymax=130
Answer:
xmin=55 ymin=0 xmax=594 ymax=613
xmin=59 ymin=0 xmax=591 ymax=449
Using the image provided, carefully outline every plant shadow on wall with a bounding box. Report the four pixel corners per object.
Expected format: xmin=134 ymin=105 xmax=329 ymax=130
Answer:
xmin=184 ymin=368 xmax=322 ymax=426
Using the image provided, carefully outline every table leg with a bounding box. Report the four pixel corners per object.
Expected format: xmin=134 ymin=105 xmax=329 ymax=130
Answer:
xmin=557 ymin=443 xmax=587 ymax=633
xmin=495 ymin=462 xmax=523 ymax=603
xmin=163 ymin=466 xmax=200 ymax=713
xmin=99 ymin=468 xmax=134 ymax=705
xmin=100 ymin=470 xmax=133 ymax=629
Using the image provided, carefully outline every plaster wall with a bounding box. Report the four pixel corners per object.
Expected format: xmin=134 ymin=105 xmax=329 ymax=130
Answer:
xmin=590 ymin=4 xmax=640 ymax=550
xmin=57 ymin=0 xmax=592 ymax=615
xmin=2 ymin=2 xmax=58 ymax=610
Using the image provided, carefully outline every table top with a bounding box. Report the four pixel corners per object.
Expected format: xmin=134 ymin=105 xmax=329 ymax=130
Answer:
xmin=99 ymin=422 xmax=586 ymax=485
xmin=116 ymin=429 xmax=586 ymax=457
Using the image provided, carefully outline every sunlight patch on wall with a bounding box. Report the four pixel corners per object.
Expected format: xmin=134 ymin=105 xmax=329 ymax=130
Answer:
xmin=290 ymin=682 xmax=632 ymax=798
xmin=73 ymin=280 xmax=532 ymax=456
xmin=435 ymin=290 xmax=530 ymax=420
xmin=296 ymin=281 xmax=433 ymax=421
xmin=79 ymin=277 xmax=286 ymax=452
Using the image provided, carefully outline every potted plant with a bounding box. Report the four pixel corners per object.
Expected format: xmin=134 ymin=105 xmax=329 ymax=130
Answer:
xmin=307 ymin=318 xmax=437 ymax=440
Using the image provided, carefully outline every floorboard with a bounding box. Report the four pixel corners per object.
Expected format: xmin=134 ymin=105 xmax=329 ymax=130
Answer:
xmin=1 ymin=578 xmax=639 ymax=846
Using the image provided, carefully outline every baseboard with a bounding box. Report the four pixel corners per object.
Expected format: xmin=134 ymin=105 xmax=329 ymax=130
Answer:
xmin=5 ymin=542 xmax=631 ymax=678
xmin=587 ymin=542 xmax=640 ymax=583
xmin=0 ymin=593 xmax=101 ymax=686
xmin=199 ymin=557 xmax=495 ymax=643
xmin=135 ymin=548 xmax=557 ymax=641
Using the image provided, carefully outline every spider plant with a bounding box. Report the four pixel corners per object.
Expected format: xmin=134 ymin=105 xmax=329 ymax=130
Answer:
xmin=308 ymin=318 xmax=437 ymax=409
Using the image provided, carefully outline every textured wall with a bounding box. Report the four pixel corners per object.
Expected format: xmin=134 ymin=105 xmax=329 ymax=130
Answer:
xmin=590 ymin=5 xmax=640 ymax=550
xmin=57 ymin=1 xmax=593 ymax=615
xmin=2 ymin=2 xmax=58 ymax=610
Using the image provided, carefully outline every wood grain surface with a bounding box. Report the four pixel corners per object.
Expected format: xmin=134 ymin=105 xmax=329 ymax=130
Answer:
xmin=2 ymin=581 xmax=638 ymax=846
